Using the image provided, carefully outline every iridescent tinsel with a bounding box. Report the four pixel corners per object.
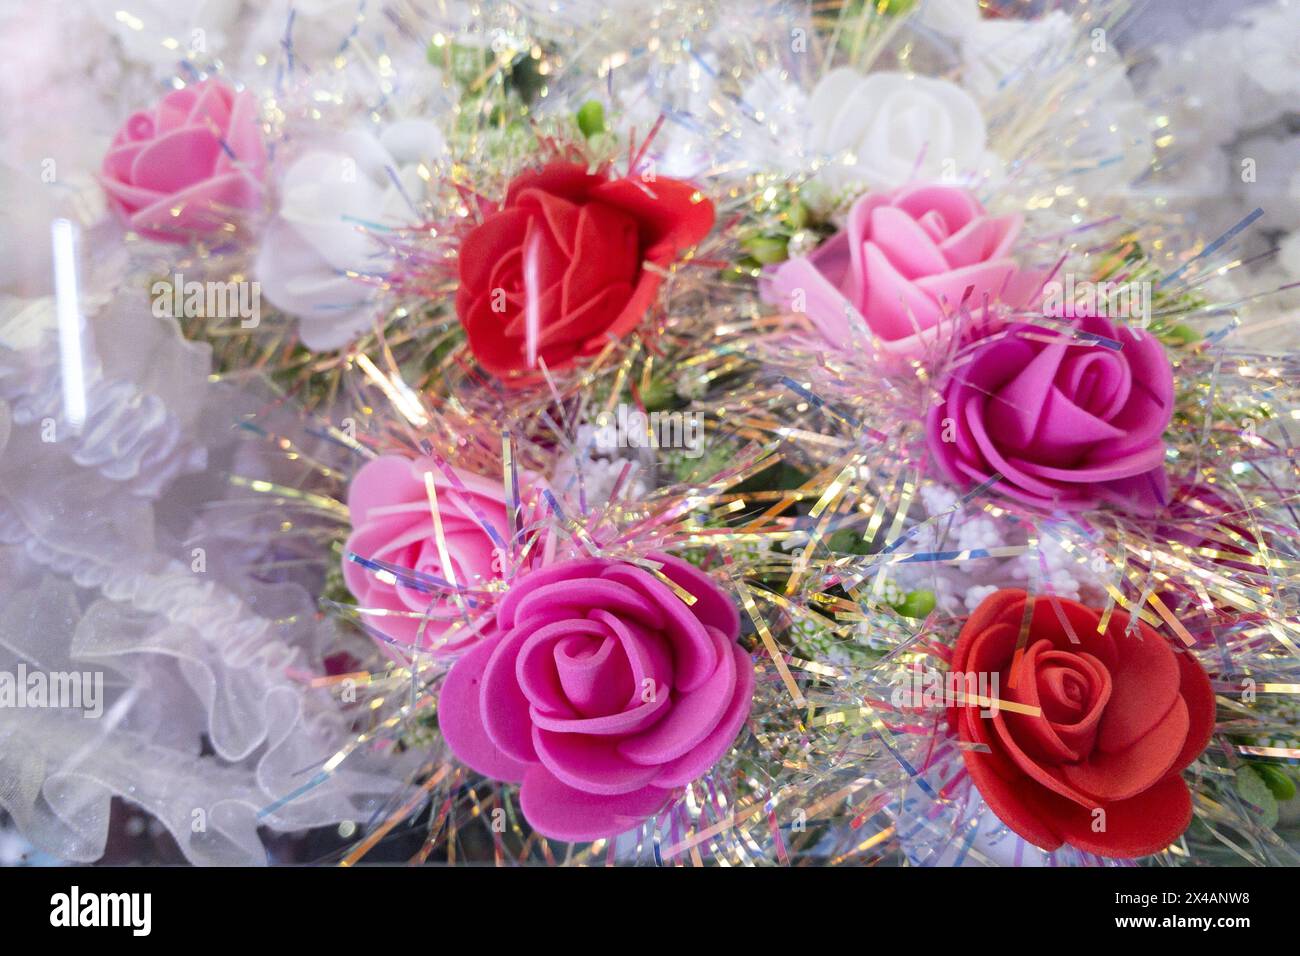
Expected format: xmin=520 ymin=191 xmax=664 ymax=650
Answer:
xmin=209 ymin=0 xmax=1300 ymax=866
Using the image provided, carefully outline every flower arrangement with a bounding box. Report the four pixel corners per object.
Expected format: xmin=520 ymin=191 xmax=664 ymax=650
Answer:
xmin=4 ymin=0 xmax=1298 ymax=872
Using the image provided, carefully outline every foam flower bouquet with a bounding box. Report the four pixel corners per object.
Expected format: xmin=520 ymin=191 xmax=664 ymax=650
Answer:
xmin=2 ymin=0 xmax=1298 ymax=873
xmin=684 ymin=2 xmax=1300 ymax=865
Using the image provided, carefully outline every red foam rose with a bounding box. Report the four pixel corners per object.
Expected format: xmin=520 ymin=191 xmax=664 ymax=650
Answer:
xmin=454 ymin=161 xmax=714 ymax=386
xmin=947 ymin=589 xmax=1215 ymax=859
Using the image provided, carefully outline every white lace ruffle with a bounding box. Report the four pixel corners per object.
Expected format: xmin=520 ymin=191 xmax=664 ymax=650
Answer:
xmin=0 ymin=287 xmax=404 ymax=865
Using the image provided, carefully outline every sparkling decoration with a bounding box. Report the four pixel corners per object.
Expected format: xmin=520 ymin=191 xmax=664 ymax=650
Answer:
xmin=3 ymin=0 xmax=1299 ymax=869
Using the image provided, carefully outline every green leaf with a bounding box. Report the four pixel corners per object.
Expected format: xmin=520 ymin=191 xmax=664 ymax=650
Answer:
xmin=1256 ymin=763 xmax=1298 ymax=802
xmin=1235 ymin=765 xmax=1280 ymax=829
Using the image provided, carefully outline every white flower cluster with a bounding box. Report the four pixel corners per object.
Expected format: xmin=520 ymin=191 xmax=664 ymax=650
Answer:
xmin=892 ymin=483 xmax=1104 ymax=617
xmin=1136 ymin=0 xmax=1300 ymax=345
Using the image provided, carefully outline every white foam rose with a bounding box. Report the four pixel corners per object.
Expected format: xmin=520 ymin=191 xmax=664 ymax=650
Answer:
xmin=255 ymin=120 xmax=445 ymax=351
xmin=807 ymin=69 xmax=999 ymax=200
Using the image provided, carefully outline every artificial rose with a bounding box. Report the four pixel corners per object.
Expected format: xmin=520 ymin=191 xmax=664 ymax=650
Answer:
xmin=440 ymin=555 xmax=753 ymax=841
xmin=341 ymin=454 xmax=549 ymax=654
xmin=455 ymin=161 xmax=714 ymax=385
xmin=763 ymin=183 xmax=1026 ymax=357
xmin=926 ymin=313 xmax=1174 ymax=513
xmin=947 ymin=589 xmax=1215 ymax=858
xmin=807 ymin=69 xmax=999 ymax=197
xmin=101 ymin=78 xmax=266 ymax=242
xmin=256 ymin=120 xmax=445 ymax=350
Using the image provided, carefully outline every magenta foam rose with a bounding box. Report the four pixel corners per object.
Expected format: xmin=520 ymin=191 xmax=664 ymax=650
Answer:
xmin=926 ymin=315 xmax=1175 ymax=513
xmin=101 ymin=78 xmax=266 ymax=242
xmin=439 ymin=555 xmax=754 ymax=842
xmin=762 ymin=183 xmax=1033 ymax=359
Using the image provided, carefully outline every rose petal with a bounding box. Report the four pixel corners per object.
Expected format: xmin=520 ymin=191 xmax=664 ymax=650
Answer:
xmin=1039 ymin=651 xmax=1112 ymax=756
xmin=596 ymin=265 xmax=664 ymax=346
xmin=1039 ymin=774 xmax=1194 ymax=859
xmin=542 ymin=280 xmax=635 ymax=350
xmin=1092 ymin=466 xmax=1170 ymax=515
xmin=221 ymin=88 xmax=267 ymax=179
xmin=512 ymin=577 xmax=668 ymax=633
xmin=532 ymin=727 xmax=662 ymax=795
xmin=346 ymin=455 xmax=420 ymax=521
xmin=861 ymin=240 xmax=944 ymax=340
xmin=559 ymin=200 xmax=640 ymax=314
xmin=592 ymin=175 xmax=714 ymax=262
xmin=892 ymin=184 xmax=983 ymax=234
xmin=965 ymin=393 xmax=1071 ymax=500
xmin=1169 ymin=650 xmax=1216 ymax=774
xmin=126 ymin=170 xmax=262 ymax=239
xmin=956 ymin=733 xmax=1065 ymax=852
xmin=100 ymin=173 xmax=165 ymax=217
xmin=949 ymin=589 xmax=1026 ymax=675
xmin=652 ymin=554 xmax=740 ymax=639
xmin=600 ymin=564 xmax=718 ymax=692
xmin=760 ymin=233 xmax=859 ymax=349
xmin=913 ymin=258 xmax=1018 ymax=314
xmin=517 ymin=187 xmax=582 ymax=257
xmin=479 ymin=627 xmax=541 ymax=764
xmin=1096 ymin=620 xmax=1182 ymax=753
xmin=496 ymin=558 xmax=616 ymax=630
xmin=530 ymin=689 xmax=670 ymax=736
xmin=1028 ymin=595 xmax=1118 ymax=670
xmin=939 ymin=214 xmax=1022 ymax=268
xmin=867 ymin=205 xmax=950 ymax=279
xmin=131 ymin=126 xmax=221 ymax=194
xmin=458 ymin=208 xmax=532 ymax=290
xmin=1013 ymin=441 xmax=1168 ymax=484
xmin=1060 ymin=349 xmax=1131 ymax=422
xmin=991 ymin=709 xmax=1096 ymax=809
xmin=504 ymin=162 xmax=601 ymax=206
xmin=187 ymin=79 xmax=233 ymax=132
xmin=1062 ymin=697 xmax=1188 ymax=801
xmin=439 ymin=631 xmax=530 ymax=782
xmin=591 ymin=609 xmax=674 ymax=705
xmin=1016 ymin=386 xmax=1128 ymax=465
xmin=617 ymin=624 xmax=737 ymax=765
xmin=553 ymin=630 xmax=635 ymax=717
xmin=518 ymin=766 xmax=669 ymax=843
xmin=980 ymin=337 xmax=1069 ymax=449
xmin=650 ymin=641 xmax=755 ymax=787
xmin=515 ymin=618 xmax=608 ymax=717
xmin=1001 ymin=641 xmax=1083 ymax=764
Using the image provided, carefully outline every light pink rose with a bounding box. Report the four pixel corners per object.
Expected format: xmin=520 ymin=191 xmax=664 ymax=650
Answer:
xmin=101 ymin=78 xmax=266 ymax=243
xmin=342 ymin=455 xmax=550 ymax=654
xmin=763 ymin=183 xmax=1031 ymax=359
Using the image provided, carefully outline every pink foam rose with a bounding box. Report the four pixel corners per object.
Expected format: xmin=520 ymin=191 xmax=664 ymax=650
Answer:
xmin=439 ymin=554 xmax=753 ymax=842
xmin=101 ymin=78 xmax=266 ymax=243
xmin=926 ymin=314 xmax=1174 ymax=514
xmin=763 ymin=183 xmax=1033 ymax=359
xmin=342 ymin=455 xmax=551 ymax=655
